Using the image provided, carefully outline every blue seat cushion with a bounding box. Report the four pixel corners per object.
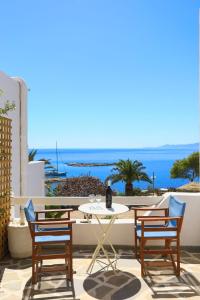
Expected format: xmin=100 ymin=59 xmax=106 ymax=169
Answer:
xmin=137 ymin=229 xmax=177 ymax=238
xmin=35 ymin=235 xmax=70 ymax=243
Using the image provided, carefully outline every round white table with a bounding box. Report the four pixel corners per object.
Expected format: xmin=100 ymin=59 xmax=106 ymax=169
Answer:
xmin=78 ymin=202 xmax=129 ymax=273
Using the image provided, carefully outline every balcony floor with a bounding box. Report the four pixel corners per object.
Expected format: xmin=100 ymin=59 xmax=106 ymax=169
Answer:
xmin=0 ymin=248 xmax=200 ymax=300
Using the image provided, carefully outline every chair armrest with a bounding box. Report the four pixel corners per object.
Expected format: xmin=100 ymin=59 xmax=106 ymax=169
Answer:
xmin=37 ymin=218 xmax=72 ymax=222
xmin=30 ymin=220 xmax=76 ymax=226
xmin=135 ymin=215 xmax=167 ymax=218
xmin=137 ymin=217 xmax=183 ymax=236
xmin=132 ymin=207 xmax=168 ymax=211
xmin=138 ymin=216 xmax=181 ymax=222
xmin=35 ymin=208 xmax=73 ymax=214
xmin=133 ymin=207 xmax=169 ymax=227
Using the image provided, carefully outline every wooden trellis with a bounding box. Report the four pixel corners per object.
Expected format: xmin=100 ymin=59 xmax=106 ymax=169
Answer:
xmin=0 ymin=116 xmax=11 ymax=259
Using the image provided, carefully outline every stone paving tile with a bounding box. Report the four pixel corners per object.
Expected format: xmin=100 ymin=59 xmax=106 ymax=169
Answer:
xmin=0 ymin=249 xmax=200 ymax=299
xmin=192 ymin=253 xmax=200 ymax=260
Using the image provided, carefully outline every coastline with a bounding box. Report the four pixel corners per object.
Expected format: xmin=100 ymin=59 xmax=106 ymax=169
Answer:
xmin=37 ymin=146 xmax=198 ymax=191
xmin=65 ymin=162 xmax=115 ymax=167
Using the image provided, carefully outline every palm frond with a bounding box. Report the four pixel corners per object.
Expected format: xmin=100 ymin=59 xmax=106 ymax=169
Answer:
xmin=106 ymin=173 xmax=124 ymax=184
xmin=28 ymin=149 xmax=38 ymax=161
xmin=109 ymin=158 xmax=150 ymax=184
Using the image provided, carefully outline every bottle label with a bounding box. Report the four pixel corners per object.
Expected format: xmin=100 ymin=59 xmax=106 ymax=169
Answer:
xmin=106 ymin=187 xmax=112 ymax=208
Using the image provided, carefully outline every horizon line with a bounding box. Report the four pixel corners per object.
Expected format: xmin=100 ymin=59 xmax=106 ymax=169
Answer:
xmin=28 ymin=142 xmax=199 ymax=150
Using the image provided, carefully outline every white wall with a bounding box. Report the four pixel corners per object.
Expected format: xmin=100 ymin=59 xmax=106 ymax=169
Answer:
xmin=12 ymin=193 xmax=200 ymax=246
xmin=74 ymin=193 xmax=200 ymax=246
xmin=0 ymin=71 xmax=28 ymax=195
xmin=27 ymin=161 xmax=45 ymax=196
xmin=0 ymin=70 xmax=44 ymax=199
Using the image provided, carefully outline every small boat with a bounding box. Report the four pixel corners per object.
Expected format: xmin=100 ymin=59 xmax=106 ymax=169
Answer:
xmin=45 ymin=142 xmax=67 ymax=177
xmin=45 ymin=170 xmax=66 ymax=177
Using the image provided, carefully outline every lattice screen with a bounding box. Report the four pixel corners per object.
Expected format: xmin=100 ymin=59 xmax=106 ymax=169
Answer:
xmin=0 ymin=116 xmax=11 ymax=258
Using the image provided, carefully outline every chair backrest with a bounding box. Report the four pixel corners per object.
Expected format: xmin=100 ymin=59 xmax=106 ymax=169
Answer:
xmin=24 ymin=199 xmax=36 ymax=223
xmin=168 ymin=196 xmax=186 ymax=227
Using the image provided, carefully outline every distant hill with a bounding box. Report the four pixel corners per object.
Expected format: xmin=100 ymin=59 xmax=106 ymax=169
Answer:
xmin=158 ymin=143 xmax=199 ymax=150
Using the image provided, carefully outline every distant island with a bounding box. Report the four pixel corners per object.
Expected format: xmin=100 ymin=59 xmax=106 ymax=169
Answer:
xmin=34 ymin=142 xmax=199 ymax=151
xmin=157 ymin=143 xmax=199 ymax=149
xmin=65 ymin=162 xmax=115 ymax=167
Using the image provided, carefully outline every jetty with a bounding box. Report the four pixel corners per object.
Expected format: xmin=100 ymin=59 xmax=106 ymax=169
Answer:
xmin=65 ymin=162 xmax=115 ymax=167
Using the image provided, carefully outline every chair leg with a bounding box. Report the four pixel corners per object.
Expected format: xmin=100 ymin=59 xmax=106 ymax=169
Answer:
xmin=36 ymin=246 xmax=42 ymax=283
xmin=140 ymin=238 xmax=145 ymax=277
xmin=135 ymin=230 xmax=138 ymax=259
xmin=32 ymin=245 xmax=36 ymax=284
xmin=65 ymin=243 xmax=73 ymax=281
xmin=176 ymin=238 xmax=180 ymax=276
xmin=32 ymin=260 xmax=35 ymax=284
xmin=69 ymin=242 xmax=73 ymax=281
xmin=164 ymin=239 xmax=170 ymax=258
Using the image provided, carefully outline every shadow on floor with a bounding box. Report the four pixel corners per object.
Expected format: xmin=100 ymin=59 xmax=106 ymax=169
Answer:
xmin=0 ymin=256 xmax=32 ymax=287
xmin=1 ymin=257 xmax=32 ymax=270
xmin=144 ymin=268 xmax=200 ymax=298
xmin=83 ymin=270 xmax=141 ymax=300
xmin=22 ymin=275 xmax=79 ymax=300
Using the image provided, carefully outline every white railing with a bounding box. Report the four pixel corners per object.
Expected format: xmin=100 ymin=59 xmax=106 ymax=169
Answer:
xmin=11 ymin=193 xmax=200 ymax=246
xmin=11 ymin=195 xmax=163 ymax=206
xmin=11 ymin=195 xmax=163 ymax=247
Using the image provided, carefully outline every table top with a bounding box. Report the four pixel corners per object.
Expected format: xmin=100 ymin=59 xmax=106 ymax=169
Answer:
xmin=78 ymin=202 xmax=129 ymax=216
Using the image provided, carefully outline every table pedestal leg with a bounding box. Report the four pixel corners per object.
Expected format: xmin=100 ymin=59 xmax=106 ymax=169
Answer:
xmin=86 ymin=215 xmax=118 ymax=274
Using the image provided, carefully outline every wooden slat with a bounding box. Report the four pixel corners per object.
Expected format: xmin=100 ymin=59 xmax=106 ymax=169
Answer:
xmin=136 ymin=215 xmax=165 ymax=218
xmin=143 ymin=249 xmax=177 ymax=255
xmin=34 ymin=253 xmax=68 ymax=260
xmin=139 ymin=236 xmax=177 ymax=240
xmin=31 ymin=220 xmax=75 ymax=225
xmin=36 ymin=208 xmax=73 ymax=213
xmin=34 ymin=230 xmax=71 ymax=236
xmin=132 ymin=207 xmax=169 ymax=211
xmin=37 ymin=217 xmax=70 ymax=221
xmin=143 ymin=227 xmax=177 ymax=232
xmin=144 ymin=260 xmax=173 ymax=267
xmin=40 ymin=265 xmax=68 ymax=273
xmin=138 ymin=216 xmax=182 ymax=222
xmin=0 ymin=117 xmax=11 ymax=259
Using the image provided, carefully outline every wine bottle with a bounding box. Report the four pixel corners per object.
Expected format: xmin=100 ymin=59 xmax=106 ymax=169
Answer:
xmin=106 ymin=180 xmax=112 ymax=208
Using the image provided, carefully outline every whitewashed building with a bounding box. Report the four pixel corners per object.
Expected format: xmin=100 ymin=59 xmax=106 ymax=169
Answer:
xmin=0 ymin=70 xmax=44 ymax=197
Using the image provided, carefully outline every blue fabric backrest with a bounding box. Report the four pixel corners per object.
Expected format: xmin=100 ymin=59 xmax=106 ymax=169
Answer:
xmin=24 ymin=199 xmax=35 ymax=222
xmin=168 ymin=196 xmax=186 ymax=227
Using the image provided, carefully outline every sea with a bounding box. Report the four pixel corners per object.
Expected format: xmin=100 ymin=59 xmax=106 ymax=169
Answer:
xmin=35 ymin=145 xmax=199 ymax=193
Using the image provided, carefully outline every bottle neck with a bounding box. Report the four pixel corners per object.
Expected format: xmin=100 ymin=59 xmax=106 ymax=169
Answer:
xmin=107 ymin=180 xmax=111 ymax=187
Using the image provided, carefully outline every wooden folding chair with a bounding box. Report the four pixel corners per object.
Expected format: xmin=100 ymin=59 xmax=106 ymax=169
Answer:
xmin=132 ymin=196 xmax=186 ymax=277
xmin=24 ymin=199 xmax=75 ymax=284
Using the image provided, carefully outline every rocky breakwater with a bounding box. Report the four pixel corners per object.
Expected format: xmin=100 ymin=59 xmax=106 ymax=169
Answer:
xmin=65 ymin=162 xmax=115 ymax=167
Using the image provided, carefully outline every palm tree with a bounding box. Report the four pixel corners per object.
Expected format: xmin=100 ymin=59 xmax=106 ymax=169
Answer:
xmin=107 ymin=159 xmax=152 ymax=195
xmin=28 ymin=149 xmax=37 ymax=161
xmin=28 ymin=150 xmax=54 ymax=171
xmin=38 ymin=158 xmax=53 ymax=168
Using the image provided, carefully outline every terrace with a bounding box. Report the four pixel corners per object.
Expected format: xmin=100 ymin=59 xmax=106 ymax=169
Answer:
xmin=1 ymin=0 xmax=200 ymax=298
xmin=1 ymin=192 xmax=200 ymax=300
xmin=0 ymin=72 xmax=199 ymax=300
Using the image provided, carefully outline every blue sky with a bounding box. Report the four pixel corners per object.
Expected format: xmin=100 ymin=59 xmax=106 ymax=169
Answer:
xmin=0 ymin=0 xmax=199 ymax=148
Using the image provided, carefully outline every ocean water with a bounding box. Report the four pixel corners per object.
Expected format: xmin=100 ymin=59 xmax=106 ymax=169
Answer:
xmin=35 ymin=146 xmax=199 ymax=193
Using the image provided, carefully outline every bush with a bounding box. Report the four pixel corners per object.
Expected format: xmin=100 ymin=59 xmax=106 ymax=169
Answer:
xmin=55 ymin=176 xmax=106 ymax=197
xmin=132 ymin=188 xmax=142 ymax=196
